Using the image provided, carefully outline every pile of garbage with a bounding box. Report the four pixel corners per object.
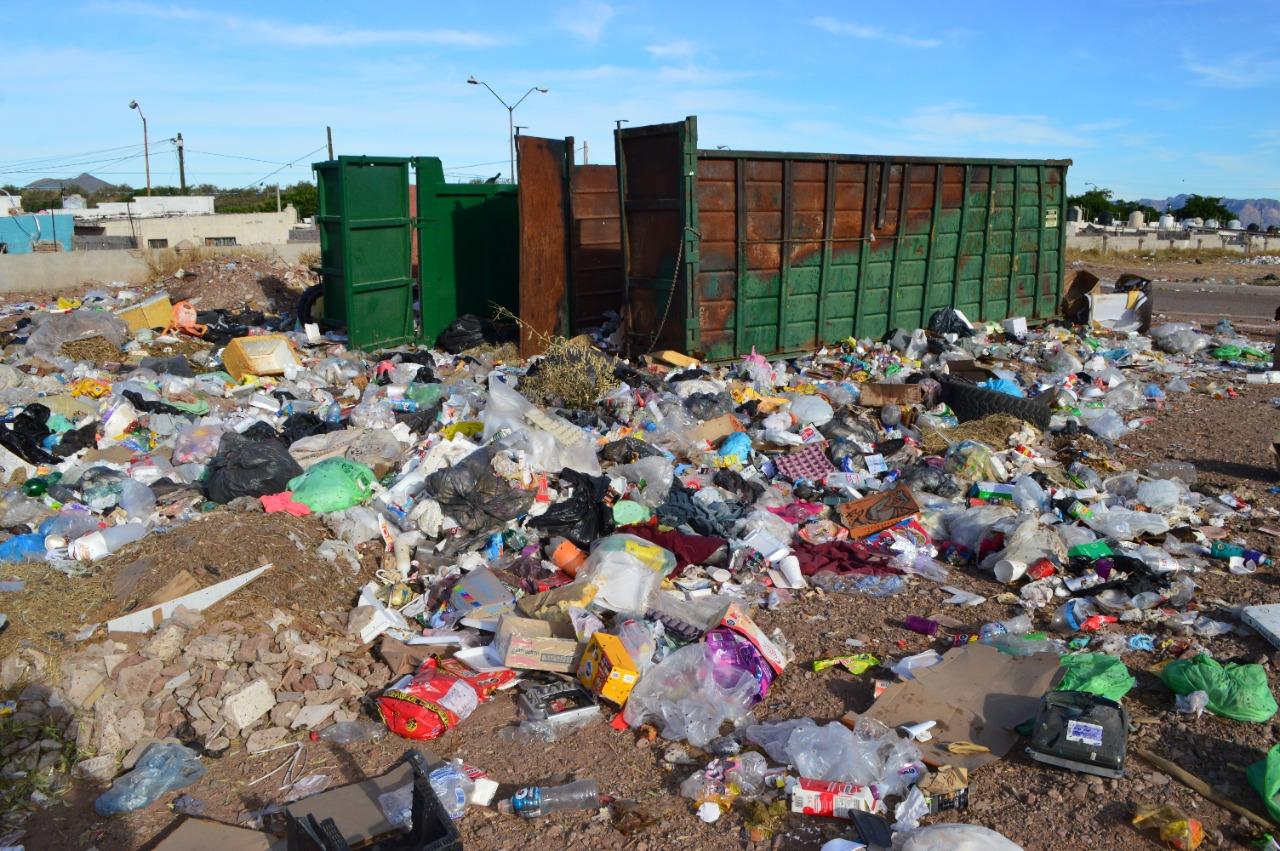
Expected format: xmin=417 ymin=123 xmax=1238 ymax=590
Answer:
xmin=2 ymin=285 xmax=1280 ymax=850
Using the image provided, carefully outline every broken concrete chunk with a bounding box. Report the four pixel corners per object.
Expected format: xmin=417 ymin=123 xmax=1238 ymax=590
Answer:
xmin=289 ymin=702 xmax=339 ymax=730
xmin=220 ymin=678 xmax=275 ymax=730
xmin=246 ymin=726 xmax=289 ymax=754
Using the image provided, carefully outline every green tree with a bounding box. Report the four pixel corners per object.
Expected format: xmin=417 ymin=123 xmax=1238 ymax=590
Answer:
xmin=1175 ymin=194 xmax=1233 ymax=223
xmin=1067 ymin=187 xmax=1115 ymax=221
xmin=281 ymin=182 xmax=317 ymax=219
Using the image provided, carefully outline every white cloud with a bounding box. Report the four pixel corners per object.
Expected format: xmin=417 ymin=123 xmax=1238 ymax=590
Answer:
xmin=89 ymin=1 xmax=499 ymax=47
xmin=1186 ymin=54 xmax=1280 ymax=87
xmin=557 ymin=1 xmax=615 ymax=42
xmin=811 ymin=16 xmax=942 ymax=49
xmin=897 ymin=103 xmax=1088 ymax=148
xmin=646 ymin=40 xmax=697 ymax=60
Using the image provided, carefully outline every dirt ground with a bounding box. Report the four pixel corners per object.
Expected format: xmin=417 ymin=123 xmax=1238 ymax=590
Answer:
xmin=11 ymin=257 xmax=1280 ymax=851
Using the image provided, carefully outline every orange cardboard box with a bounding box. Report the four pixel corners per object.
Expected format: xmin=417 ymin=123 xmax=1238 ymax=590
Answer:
xmin=576 ymin=633 xmax=640 ymax=705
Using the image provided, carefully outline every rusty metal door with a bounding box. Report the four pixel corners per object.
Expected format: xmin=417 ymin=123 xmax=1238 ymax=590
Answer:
xmin=516 ymin=136 xmax=571 ymax=355
xmin=616 ymin=118 xmax=698 ymax=357
xmin=567 ymin=163 xmax=624 ymax=333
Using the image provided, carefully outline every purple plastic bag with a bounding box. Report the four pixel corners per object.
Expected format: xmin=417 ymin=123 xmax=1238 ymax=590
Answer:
xmin=704 ymin=627 xmax=775 ymax=705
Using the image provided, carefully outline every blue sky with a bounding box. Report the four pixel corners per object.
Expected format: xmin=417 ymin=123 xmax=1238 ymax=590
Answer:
xmin=2 ymin=0 xmax=1278 ymax=200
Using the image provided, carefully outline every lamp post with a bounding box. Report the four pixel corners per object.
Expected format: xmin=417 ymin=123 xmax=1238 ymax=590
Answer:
xmin=466 ymin=77 xmax=547 ymax=183
xmin=129 ymin=100 xmax=151 ymax=196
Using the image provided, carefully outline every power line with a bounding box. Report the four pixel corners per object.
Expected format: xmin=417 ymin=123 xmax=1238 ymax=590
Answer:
xmin=0 ymin=141 xmax=151 ymax=172
xmin=240 ymin=144 xmax=328 ymax=189
xmin=185 ymin=148 xmax=292 ymax=166
xmin=0 ymin=145 xmax=174 ymax=178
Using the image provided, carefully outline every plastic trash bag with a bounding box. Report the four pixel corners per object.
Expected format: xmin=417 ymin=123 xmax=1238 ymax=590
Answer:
xmin=1056 ymin=653 xmax=1136 ymax=702
xmin=528 ymin=468 xmax=613 ymax=548
xmin=324 ymin=506 xmax=383 ymax=545
xmin=25 ymin=310 xmax=129 ymax=360
xmin=203 ymin=432 xmax=304 ymax=504
xmin=613 ymin=456 xmax=675 ymax=509
xmin=1137 ymin=478 xmax=1185 ymax=512
xmin=787 ymin=394 xmax=834 ymax=426
xmin=94 ymin=743 xmax=206 ymax=816
xmin=481 ymin=377 xmax=601 ymax=477
xmin=436 ymin=314 xmax=499 ymax=354
xmin=579 ymin=534 xmax=674 ymax=611
xmin=1160 ymin=653 xmax=1278 ymax=722
xmin=171 ymin=424 xmax=226 ymax=465
xmin=1085 ymin=506 xmax=1169 ymax=540
xmin=1246 ymin=742 xmax=1280 ymax=823
xmin=288 ymin=458 xmax=377 ymax=514
xmin=424 ymin=445 xmax=535 ymax=533
xmin=927 ymin=307 xmax=974 ymax=337
xmin=0 ymin=533 xmax=46 ymax=564
xmin=900 ymin=824 xmax=1024 ymax=851
xmin=622 ymin=642 xmax=759 ymax=747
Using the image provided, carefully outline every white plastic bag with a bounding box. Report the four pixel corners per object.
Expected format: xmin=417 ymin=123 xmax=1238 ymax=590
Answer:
xmin=900 ymin=824 xmax=1023 ymax=851
xmin=613 ymin=457 xmax=674 ymax=508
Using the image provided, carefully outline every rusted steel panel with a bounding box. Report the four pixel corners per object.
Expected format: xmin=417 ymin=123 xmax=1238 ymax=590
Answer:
xmin=516 ymin=136 xmax=570 ymax=355
xmin=618 ymin=116 xmax=1070 ymax=360
xmin=568 ymin=163 xmax=623 ymax=332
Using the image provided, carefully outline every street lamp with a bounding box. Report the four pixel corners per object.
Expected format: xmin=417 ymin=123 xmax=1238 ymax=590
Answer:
xmin=467 ymin=76 xmax=547 ymax=183
xmin=129 ymin=100 xmax=151 ymax=196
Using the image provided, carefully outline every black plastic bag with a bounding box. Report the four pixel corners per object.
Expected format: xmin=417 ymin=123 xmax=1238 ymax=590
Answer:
xmin=436 ymin=314 xmax=499 ymax=354
xmin=123 ymin=390 xmax=183 ymax=416
xmin=0 ymin=404 xmax=58 ymax=465
xmin=203 ymin=432 xmax=303 ymax=503
xmin=279 ymin=412 xmax=331 ymax=446
xmin=712 ymin=468 xmax=764 ymax=505
xmin=424 ymin=446 xmax=535 ymax=532
xmin=684 ymin=392 xmax=735 ymax=420
xmin=139 ymin=356 xmax=195 ymax=378
xmin=241 ymin=421 xmax=283 ymax=444
xmin=927 ymin=307 xmax=974 ymax=337
xmin=53 ymin=422 xmax=97 ymax=458
xmin=601 ymin=437 xmax=662 ymax=464
xmin=529 ymin=468 xmax=614 ymax=547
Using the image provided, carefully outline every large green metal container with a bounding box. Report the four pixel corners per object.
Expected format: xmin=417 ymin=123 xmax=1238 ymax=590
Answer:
xmin=617 ymin=117 xmax=1071 ymax=360
xmin=414 ymin=158 xmax=519 ymax=345
xmin=313 ymin=156 xmax=415 ymax=349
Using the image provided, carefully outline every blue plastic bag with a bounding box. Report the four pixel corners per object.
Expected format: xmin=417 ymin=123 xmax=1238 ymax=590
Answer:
xmin=0 ymin=533 xmax=45 ymax=563
xmin=980 ymin=378 xmax=1025 ymax=398
xmin=95 ymin=743 xmax=206 ymax=816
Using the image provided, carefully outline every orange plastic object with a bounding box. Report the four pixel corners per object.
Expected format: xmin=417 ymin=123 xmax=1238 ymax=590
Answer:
xmin=163 ymin=300 xmax=207 ymax=338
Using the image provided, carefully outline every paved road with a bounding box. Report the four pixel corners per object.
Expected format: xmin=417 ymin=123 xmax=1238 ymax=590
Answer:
xmin=1153 ymin=281 xmax=1279 ymax=330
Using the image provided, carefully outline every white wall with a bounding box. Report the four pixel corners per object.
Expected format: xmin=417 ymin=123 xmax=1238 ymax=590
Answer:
xmin=73 ymin=195 xmax=216 ymax=219
xmin=97 ymin=208 xmax=300 ymax=248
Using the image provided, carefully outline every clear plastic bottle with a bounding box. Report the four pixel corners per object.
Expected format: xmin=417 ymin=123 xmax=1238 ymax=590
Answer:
xmin=428 ymin=762 xmax=474 ymax=820
xmin=311 ymin=720 xmax=387 ymax=745
xmin=497 ymin=779 xmax=600 ymax=818
xmin=1050 ymin=598 xmax=1097 ymax=633
xmin=979 ymin=613 xmax=1032 ymax=643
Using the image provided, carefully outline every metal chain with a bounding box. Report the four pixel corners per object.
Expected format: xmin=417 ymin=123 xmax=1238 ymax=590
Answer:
xmin=648 ymin=226 xmax=700 ymax=351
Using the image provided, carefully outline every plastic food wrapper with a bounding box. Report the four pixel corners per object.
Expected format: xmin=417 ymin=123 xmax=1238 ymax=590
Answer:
xmin=812 ymin=653 xmax=879 ymax=674
xmin=1132 ymin=803 xmax=1204 ymax=850
xmin=376 ymin=657 xmax=515 ymax=741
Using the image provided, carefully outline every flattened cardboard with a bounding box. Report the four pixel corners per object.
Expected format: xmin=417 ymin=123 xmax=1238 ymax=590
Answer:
xmin=857 ymin=383 xmax=924 ymax=407
xmin=849 ymin=643 xmax=1061 ymax=771
xmin=285 ymin=761 xmax=416 ymax=847
xmin=688 ymin=414 xmax=747 ymax=446
xmin=836 ymin=483 xmax=921 ymax=539
xmin=152 ymin=817 xmax=283 ymax=851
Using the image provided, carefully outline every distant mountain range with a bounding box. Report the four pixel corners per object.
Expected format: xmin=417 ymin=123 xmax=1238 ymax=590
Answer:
xmin=1138 ymin=195 xmax=1280 ymax=228
xmin=25 ymin=173 xmax=112 ymax=193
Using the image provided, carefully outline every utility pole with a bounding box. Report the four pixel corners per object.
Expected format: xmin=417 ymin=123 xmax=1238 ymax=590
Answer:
xmin=583 ymin=140 xmax=588 ymax=165
xmin=467 ymin=77 xmax=547 ymax=183
xmin=276 ymin=183 xmax=282 ymax=213
xmin=175 ymin=133 xmax=187 ymax=194
xmin=326 ymin=126 xmax=334 ymax=160
xmin=129 ymin=100 xmax=151 ymax=196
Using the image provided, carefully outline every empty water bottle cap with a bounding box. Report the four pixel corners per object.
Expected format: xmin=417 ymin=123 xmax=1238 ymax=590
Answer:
xmin=697 ymin=801 xmax=721 ymax=823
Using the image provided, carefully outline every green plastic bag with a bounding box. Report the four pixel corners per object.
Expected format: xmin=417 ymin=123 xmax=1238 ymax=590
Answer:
xmin=1161 ymin=653 xmax=1278 ymax=722
xmin=1212 ymin=345 xmax=1243 ymax=360
xmin=1246 ymin=743 xmax=1280 ymax=823
xmin=1056 ymin=653 xmax=1136 ymax=702
xmin=288 ymin=458 xmax=377 ymax=514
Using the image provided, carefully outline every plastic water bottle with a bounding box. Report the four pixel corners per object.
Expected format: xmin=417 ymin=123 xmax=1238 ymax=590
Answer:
xmin=312 ymin=720 xmax=387 ymax=745
xmin=428 ymin=762 xmax=474 ymax=820
xmin=979 ymin=613 xmax=1032 ymax=643
xmin=497 ymin=779 xmax=600 ymax=818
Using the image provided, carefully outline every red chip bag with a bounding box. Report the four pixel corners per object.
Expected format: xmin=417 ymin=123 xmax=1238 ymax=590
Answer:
xmin=376 ymin=657 xmax=514 ymax=741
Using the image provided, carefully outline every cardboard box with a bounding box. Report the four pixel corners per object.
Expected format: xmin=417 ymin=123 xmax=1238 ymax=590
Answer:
xmin=1062 ymin=269 xmax=1153 ymax=333
xmin=116 ymin=293 xmax=172 ymax=332
xmin=448 ymin=566 xmax=515 ymax=620
xmin=836 ymin=483 xmax=921 ymax=539
xmin=577 ymin=632 xmax=640 ymax=705
xmin=717 ymin=601 xmax=788 ymax=674
xmin=494 ymin=614 xmax=582 ymax=673
xmin=688 ymin=413 xmax=747 ymax=446
xmin=221 ymin=334 xmax=301 ymax=381
xmin=857 ymin=383 xmax=924 ymax=407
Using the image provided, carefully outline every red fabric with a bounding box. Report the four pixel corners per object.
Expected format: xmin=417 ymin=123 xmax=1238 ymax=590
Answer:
xmin=792 ymin=539 xmax=903 ymax=577
xmin=260 ymin=490 xmax=312 ymax=516
xmin=617 ymin=525 xmax=726 ymax=575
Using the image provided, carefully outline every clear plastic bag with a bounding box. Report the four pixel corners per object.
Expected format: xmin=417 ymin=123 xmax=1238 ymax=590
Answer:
xmin=1085 ymin=506 xmax=1169 ymax=540
xmin=579 ymin=534 xmax=673 ymax=611
xmin=323 ymin=506 xmax=382 ymax=545
xmin=25 ymin=310 xmax=129 ymax=360
xmin=613 ymin=456 xmax=675 ymax=509
xmin=623 ymin=642 xmax=759 ymax=747
xmin=94 ymin=743 xmax=206 ymax=816
xmin=1137 ymin=478 xmax=1185 ymax=512
xmin=900 ymin=824 xmax=1024 ymax=851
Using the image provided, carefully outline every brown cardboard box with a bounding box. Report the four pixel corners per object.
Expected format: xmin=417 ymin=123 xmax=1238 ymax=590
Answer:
xmin=688 ymin=414 xmax=747 ymax=446
xmin=494 ymin=614 xmax=582 ymax=673
xmin=857 ymin=383 xmax=924 ymax=407
xmin=836 ymin=483 xmax=921 ymax=538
